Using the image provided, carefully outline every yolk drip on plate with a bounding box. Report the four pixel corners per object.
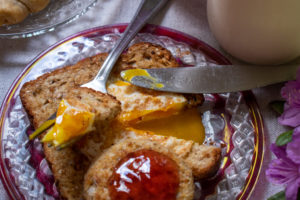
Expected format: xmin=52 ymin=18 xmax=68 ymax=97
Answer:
xmin=130 ymin=108 xmax=205 ymax=144
xmin=42 ymin=99 xmax=95 ymax=147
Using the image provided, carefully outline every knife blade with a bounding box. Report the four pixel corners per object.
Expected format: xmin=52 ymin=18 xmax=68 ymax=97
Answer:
xmin=120 ymin=64 xmax=299 ymax=93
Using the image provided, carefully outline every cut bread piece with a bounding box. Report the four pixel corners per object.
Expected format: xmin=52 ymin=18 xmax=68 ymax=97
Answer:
xmin=125 ymin=129 xmax=221 ymax=179
xmin=20 ymin=52 xmax=119 ymax=200
xmin=84 ymin=139 xmax=194 ymax=200
xmin=41 ymin=87 xmax=121 ymax=147
xmin=18 ymin=0 xmax=50 ymax=13
xmin=43 ymin=145 xmax=89 ymax=200
xmin=114 ymin=42 xmax=180 ymax=73
xmin=78 ymin=126 xmax=221 ymax=179
xmin=138 ymin=131 xmax=221 ymax=179
xmin=0 ymin=0 xmax=29 ymax=26
xmin=20 ymin=53 xmax=108 ymax=128
xmin=42 ymin=87 xmax=120 ymax=200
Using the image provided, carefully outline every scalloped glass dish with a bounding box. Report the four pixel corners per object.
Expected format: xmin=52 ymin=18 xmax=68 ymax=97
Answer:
xmin=0 ymin=0 xmax=97 ymax=39
xmin=0 ymin=24 xmax=265 ymax=199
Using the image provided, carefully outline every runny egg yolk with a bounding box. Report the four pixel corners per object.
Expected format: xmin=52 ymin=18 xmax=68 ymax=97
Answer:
xmin=109 ymin=80 xmax=205 ymax=143
xmin=130 ymin=108 xmax=205 ymax=144
xmin=109 ymin=80 xmax=188 ymax=125
xmin=42 ymin=99 xmax=95 ymax=147
xmin=121 ymin=68 xmax=164 ymax=89
xmin=119 ymin=102 xmax=186 ymax=124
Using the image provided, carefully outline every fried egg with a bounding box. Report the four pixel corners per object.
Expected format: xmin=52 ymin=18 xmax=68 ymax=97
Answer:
xmin=107 ymin=80 xmax=205 ymax=143
xmin=108 ymin=80 xmax=187 ymax=123
xmin=42 ymin=99 xmax=95 ymax=146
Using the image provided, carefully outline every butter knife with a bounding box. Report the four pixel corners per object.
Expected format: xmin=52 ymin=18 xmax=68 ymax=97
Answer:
xmin=121 ymin=64 xmax=299 ymax=93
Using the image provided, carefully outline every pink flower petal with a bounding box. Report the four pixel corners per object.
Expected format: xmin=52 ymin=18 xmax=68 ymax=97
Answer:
xmin=287 ymin=137 xmax=300 ymax=164
xmin=270 ymin=144 xmax=287 ymax=158
xmin=281 ymin=81 xmax=298 ymax=98
xmin=270 ymin=145 xmax=297 ymax=167
xmin=297 ymin=67 xmax=300 ymax=81
xmin=266 ymin=144 xmax=299 ymax=185
xmin=266 ymin=158 xmax=298 ymax=184
xmin=285 ymin=177 xmax=300 ymax=200
xmin=278 ymin=107 xmax=300 ymax=127
xmin=293 ymin=126 xmax=300 ymax=137
xmin=281 ymin=80 xmax=300 ymax=107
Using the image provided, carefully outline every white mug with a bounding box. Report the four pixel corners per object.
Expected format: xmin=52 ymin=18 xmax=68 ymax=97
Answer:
xmin=207 ymin=0 xmax=300 ymax=65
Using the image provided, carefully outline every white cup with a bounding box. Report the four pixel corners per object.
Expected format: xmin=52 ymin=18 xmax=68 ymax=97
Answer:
xmin=207 ymin=0 xmax=300 ymax=65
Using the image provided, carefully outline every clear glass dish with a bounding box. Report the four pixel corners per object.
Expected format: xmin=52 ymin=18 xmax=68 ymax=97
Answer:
xmin=0 ymin=0 xmax=97 ymax=39
xmin=0 ymin=24 xmax=265 ymax=199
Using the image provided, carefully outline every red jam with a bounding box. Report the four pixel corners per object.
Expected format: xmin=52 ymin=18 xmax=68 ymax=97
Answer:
xmin=108 ymin=149 xmax=180 ymax=200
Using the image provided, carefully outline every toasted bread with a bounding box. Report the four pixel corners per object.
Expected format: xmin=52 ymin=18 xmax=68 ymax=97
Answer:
xmin=41 ymin=87 xmax=120 ymax=200
xmin=79 ymin=127 xmax=221 ymax=179
xmin=21 ymin=57 xmax=121 ymax=200
xmin=84 ymin=139 xmax=194 ymax=200
xmin=114 ymin=42 xmax=180 ymax=73
xmin=20 ymin=53 xmax=108 ymax=128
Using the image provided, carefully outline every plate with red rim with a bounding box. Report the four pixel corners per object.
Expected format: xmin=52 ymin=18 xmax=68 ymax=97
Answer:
xmin=0 ymin=24 xmax=264 ymax=200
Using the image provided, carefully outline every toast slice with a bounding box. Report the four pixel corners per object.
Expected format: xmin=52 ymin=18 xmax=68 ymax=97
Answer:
xmin=20 ymin=53 xmax=120 ymax=200
xmin=84 ymin=138 xmax=195 ymax=200
xmin=42 ymin=87 xmax=120 ymax=199
xmin=78 ymin=126 xmax=221 ymax=179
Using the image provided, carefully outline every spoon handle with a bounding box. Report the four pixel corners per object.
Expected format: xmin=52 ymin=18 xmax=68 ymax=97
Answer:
xmin=82 ymin=0 xmax=169 ymax=93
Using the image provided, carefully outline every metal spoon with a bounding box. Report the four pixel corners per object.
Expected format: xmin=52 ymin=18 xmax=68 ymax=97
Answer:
xmin=29 ymin=0 xmax=170 ymax=141
xmin=82 ymin=0 xmax=169 ymax=93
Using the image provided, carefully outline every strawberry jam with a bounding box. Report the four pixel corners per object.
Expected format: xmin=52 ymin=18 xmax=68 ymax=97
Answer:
xmin=108 ymin=149 xmax=180 ymax=200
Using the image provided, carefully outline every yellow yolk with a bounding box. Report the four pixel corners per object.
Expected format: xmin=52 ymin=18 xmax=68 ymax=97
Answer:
xmin=108 ymin=80 xmax=187 ymax=125
xmin=108 ymin=78 xmax=205 ymax=144
xmin=118 ymin=102 xmax=186 ymax=124
xmin=121 ymin=68 xmax=164 ymax=89
xmin=42 ymin=99 xmax=95 ymax=147
xmin=130 ymin=108 xmax=205 ymax=144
